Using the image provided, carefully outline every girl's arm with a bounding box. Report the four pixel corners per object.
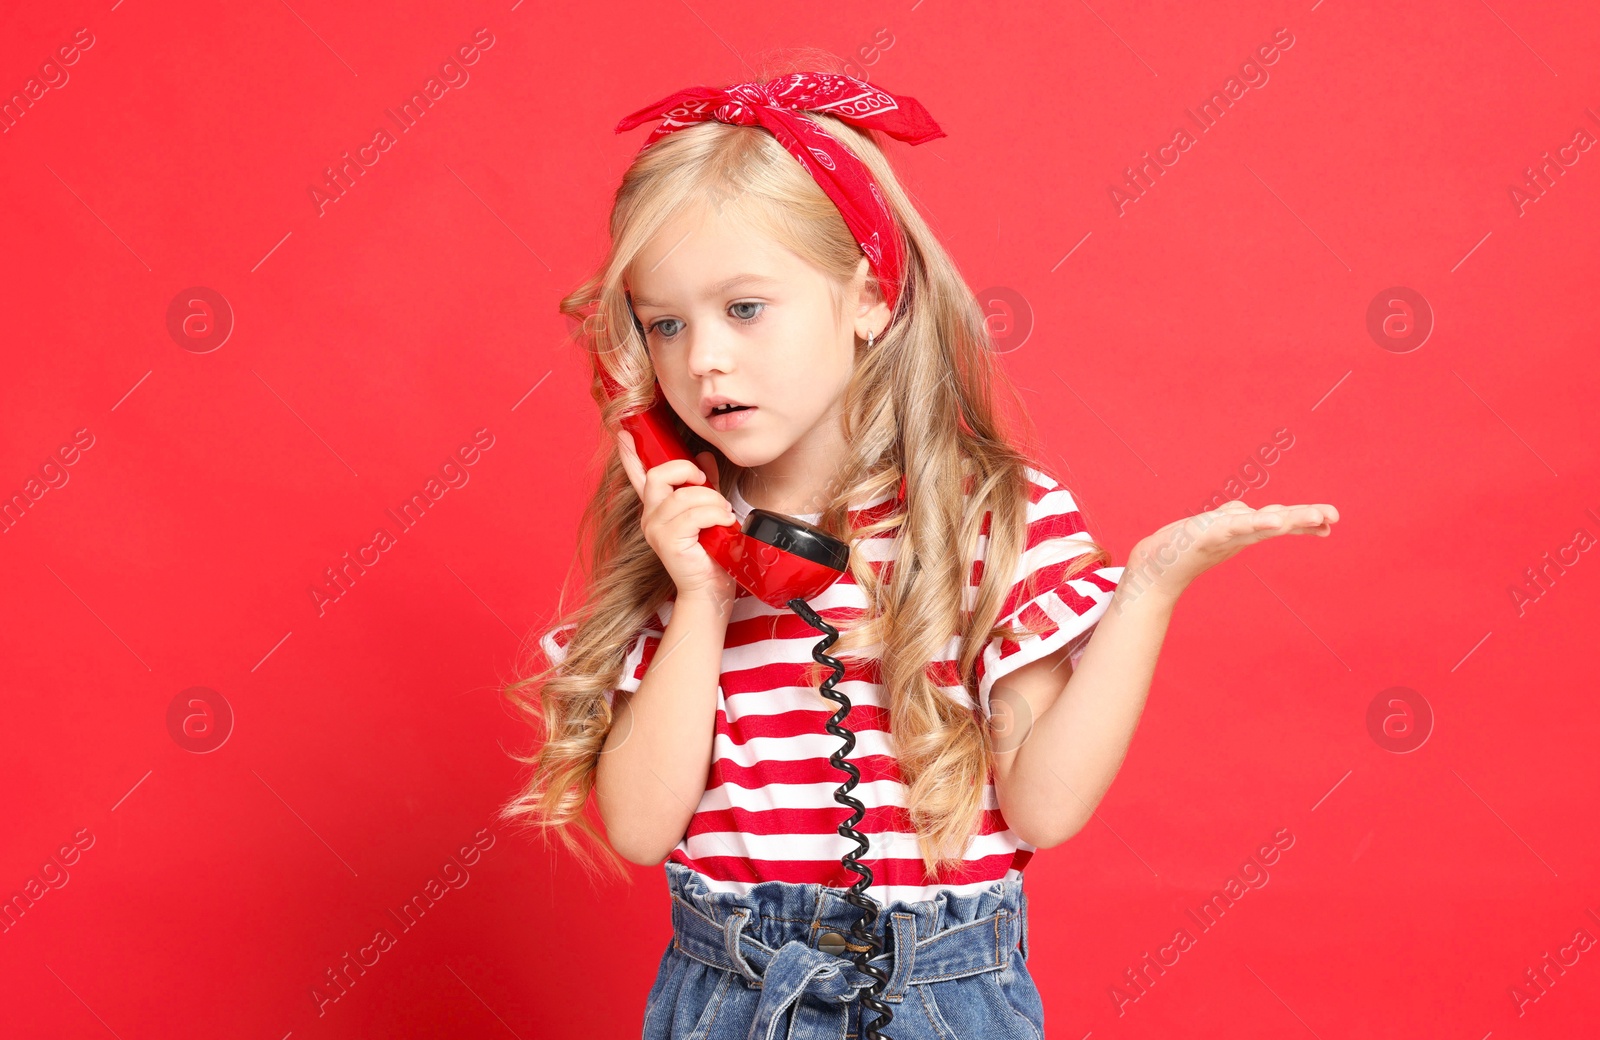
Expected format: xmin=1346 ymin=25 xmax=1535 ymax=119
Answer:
xmin=989 ymin=577 xmax=1174 ymax=848
xmin=991 ymin=500 xmax=1339 ymax=848
xmin=594 ymin=587 xmax=735 ymax=865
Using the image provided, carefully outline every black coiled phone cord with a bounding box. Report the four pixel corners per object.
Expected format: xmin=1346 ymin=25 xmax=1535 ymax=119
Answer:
xmin=787 ymin=597 xmax=894 ymax=1040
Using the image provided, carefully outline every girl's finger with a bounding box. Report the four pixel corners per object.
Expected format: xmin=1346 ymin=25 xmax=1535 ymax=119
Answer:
xmin=678 ymin=502 xmax=741 ymax=533
xmin=1256 ymin=505 xmax=1336 ymax=537
xmin=640 ymin=458 xmax=710 ymax=515
xmin=1282 ymin=504 xmax=1332 ymax=528
xmin=656 ymin=484 xmax=734 ymax=527
xmin=1201 ymin=511 xmax=1276 ymax=546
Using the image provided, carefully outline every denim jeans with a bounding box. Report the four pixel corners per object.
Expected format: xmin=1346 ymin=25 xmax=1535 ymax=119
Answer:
xmin=643 ymin=860 xmax=1045 ymax=1040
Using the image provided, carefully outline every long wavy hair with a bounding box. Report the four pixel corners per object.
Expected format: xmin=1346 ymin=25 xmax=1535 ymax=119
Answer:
xmin=499 ymin=53 xmax=1113 ymax=884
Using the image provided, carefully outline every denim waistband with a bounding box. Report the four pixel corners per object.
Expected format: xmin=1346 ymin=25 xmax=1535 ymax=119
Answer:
xmin=664 ymin=861 xmax=1028 ymax=1040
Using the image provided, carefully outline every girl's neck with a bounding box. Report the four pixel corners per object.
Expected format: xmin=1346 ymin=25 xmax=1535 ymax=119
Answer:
xmin=735 ymin=401 xmax=850 ymax=517
xmin=737 ymin=458 xmax=838 ymax=518
xmin=736 ymin=471 xmax=813 ymax=517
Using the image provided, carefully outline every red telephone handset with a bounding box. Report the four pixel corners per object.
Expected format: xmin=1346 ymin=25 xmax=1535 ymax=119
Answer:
xmin=599 ymin=368 xmax=852 ymax=611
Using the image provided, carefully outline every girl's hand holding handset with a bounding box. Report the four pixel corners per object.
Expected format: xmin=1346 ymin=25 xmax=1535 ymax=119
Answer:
xmin=617 ymin=429 xmax=741 ymax=605
xmin=1128 ymin=499 xmax=1341 ymax=604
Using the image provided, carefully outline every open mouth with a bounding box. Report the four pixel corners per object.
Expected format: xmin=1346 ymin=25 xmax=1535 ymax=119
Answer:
xmin=707 ymin=403 xmax=757 ymax=430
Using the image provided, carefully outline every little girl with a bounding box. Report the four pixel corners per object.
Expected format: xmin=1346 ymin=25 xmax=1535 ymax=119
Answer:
xmin=501 ymin=63 xmax=1338 ymax=1040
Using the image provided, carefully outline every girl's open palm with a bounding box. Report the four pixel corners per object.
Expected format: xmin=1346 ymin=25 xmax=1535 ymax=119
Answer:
xmin=1130 ymin=500 xmax=1340 ymax=602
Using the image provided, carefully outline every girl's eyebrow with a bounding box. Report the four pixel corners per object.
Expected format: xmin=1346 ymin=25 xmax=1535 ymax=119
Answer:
xmin=631 ymin=273 xmax=780 ymax=308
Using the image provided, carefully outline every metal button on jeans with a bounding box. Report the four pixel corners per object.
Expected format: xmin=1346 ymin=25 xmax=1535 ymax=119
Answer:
xmin=817 ymin=930 xmax=849 ymax=956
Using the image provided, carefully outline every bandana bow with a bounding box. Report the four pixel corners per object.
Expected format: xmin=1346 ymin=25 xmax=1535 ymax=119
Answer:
xmin=615 ymin=72 xmax=945 ymax=316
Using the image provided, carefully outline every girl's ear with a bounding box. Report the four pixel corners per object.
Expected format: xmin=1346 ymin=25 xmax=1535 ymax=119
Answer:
xmin=853 ymin=256 xmax=891 ymax=337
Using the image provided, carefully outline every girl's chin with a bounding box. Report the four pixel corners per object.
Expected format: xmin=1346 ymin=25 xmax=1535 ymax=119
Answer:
xmin=713 ymin=439 xmax=789 ymax=471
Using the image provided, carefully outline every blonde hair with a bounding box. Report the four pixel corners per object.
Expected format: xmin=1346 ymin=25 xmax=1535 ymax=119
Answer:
xmin=499 ymin=51 xmax=1112 ymax=884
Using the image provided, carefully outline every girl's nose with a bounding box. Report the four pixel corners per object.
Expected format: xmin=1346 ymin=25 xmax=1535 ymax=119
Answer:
xmin=685 ymin=327 xmax=735 ymax=378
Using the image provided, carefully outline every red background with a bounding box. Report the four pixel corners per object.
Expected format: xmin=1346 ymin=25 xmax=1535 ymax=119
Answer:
xmin=3 ymin=1 xmax=1598 ymax=1037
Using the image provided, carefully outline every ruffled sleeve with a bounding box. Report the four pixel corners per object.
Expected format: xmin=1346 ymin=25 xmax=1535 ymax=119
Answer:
xmin=971 ymin=468 xmax=1123 ymax=718
xmin=538 ymin=604 xmax=670 ymax=706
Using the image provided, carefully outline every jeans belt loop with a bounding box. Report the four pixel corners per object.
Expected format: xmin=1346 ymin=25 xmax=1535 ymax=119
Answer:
xmin=883 ymin=913 xmax=918 ymax=999
xmin=722 ymin=908 xmax=759 ymax=985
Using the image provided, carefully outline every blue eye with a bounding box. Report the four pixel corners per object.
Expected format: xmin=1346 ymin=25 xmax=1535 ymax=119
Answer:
xmin=646 ymin=301 xmax=765 ymax=340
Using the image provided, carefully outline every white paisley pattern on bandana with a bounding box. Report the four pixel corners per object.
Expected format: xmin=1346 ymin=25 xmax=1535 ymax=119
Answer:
xmin=615 ymin=72 xmax=945 ymax=317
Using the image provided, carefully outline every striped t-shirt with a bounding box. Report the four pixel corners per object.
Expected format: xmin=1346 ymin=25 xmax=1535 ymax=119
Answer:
xmin=541 ymin=465 xmax=1122 ymax=907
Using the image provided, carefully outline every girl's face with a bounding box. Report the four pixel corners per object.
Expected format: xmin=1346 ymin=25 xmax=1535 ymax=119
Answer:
xmin=626 ymin=201 xmax=883 ymax=474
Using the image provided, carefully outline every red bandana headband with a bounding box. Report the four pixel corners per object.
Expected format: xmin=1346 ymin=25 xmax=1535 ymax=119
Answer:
xmin=614 ymin=72 xmax=945 ymax=317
